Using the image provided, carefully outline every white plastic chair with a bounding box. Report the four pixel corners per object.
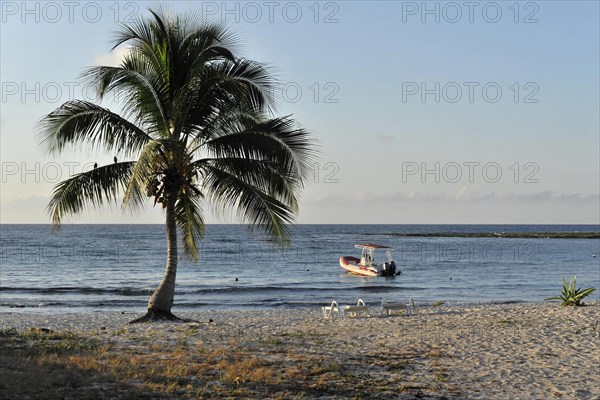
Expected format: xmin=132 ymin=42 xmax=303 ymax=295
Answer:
xmin=380 ymin=299 xmax=410 ymax=316
xmin=322 ymin=300 xmax=341 ymax=319
xmin=408 ymin=297 xmax=418 ymax=315
xmin=343 ymin=299 xmax=371 ymax=318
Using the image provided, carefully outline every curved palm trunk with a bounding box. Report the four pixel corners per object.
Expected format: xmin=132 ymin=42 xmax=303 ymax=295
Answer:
xmin=132 ymin=195 xmax=180 ymax=322
xmin=149 ymin=195 xmax=177 ymax=313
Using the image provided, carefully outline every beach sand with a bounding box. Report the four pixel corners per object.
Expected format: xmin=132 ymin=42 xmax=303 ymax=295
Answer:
xmin=1 ymin=302 xmax=599 ymax=399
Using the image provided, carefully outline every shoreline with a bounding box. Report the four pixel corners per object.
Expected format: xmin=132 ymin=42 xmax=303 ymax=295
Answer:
xmin=1 ymin=302 xmax=599 ymax=399
xmin=2 ymin=298 xmax=590 ymax=318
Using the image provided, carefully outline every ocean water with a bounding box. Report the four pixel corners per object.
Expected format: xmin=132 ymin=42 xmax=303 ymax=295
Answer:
xmin=1 ymin=224 xmax=599 ymax=314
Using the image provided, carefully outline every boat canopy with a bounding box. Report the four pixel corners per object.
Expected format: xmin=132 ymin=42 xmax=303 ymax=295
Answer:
xmin=355 ymin=244 xmax=392 ymax=249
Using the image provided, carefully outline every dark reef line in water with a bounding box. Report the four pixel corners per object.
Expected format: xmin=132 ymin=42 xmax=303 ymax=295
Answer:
xmin=370 ymin=232 xmax=600 ymax=239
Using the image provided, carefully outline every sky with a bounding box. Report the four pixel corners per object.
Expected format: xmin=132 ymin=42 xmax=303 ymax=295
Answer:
xmin=0 ymin=1 xmax=599 ymax=224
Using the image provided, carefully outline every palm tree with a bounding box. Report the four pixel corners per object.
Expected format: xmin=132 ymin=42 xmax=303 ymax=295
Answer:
xmin=37 ymin=7 xmax=316 ymax=322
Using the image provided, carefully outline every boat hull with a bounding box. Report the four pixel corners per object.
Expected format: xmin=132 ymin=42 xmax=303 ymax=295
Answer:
xmin=339 ymin=256 xmax=379 ymax=276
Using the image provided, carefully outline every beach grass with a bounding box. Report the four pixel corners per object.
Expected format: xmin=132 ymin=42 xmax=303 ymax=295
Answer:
xmin=0 ymin=322 xmax=460 ymax=398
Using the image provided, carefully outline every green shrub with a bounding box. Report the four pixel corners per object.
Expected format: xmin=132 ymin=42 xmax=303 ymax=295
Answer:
xmin=545 ymin=276 xmax=596 ymax=306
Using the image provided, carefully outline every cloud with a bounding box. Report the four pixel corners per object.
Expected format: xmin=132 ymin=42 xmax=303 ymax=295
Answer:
xmin=510 ymin=191 xmax=600 ymax=203
xmin=376 ymin=134 xmax=394 ymax=144
xmin=92 ymin=47 xmax=130 ymax=67
xmin=454 ymin=186 xmax=467 ymax=200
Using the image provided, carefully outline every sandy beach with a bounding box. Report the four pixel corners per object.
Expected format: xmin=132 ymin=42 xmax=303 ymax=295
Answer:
xmin=1 ymin=302 xmax=599 ymax=399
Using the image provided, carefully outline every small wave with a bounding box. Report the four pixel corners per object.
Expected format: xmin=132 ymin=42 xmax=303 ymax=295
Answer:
xmin=0 ymin=301 xmax=66 ymax=308
xmin=0 ymin=286 xmax=154 ymax=296
xmin=178 ymin=285 xmax=426 ymax=295
xmin=356 ymin=285 xmax=425 ymax=292
xmin=188 ymin=286 xmax=327 ymax=294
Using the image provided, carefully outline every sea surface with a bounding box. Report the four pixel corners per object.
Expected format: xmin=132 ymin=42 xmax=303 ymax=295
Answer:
xmin=1 ymin=224 xmax=599 ymax=314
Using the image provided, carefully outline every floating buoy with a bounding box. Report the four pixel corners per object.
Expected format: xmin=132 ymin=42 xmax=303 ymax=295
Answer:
xmin=235 ymin=277 xmax=238 ymax=281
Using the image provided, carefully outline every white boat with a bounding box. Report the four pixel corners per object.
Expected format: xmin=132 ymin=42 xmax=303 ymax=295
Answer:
xmin=339 ymin=244 xmax=399 ymax=277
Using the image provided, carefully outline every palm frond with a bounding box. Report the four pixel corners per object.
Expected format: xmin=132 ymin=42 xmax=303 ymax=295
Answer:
xmin=48 ymin=162 xmax=135 ymax=229
xmin=123 ymin=138 xmax=191 ymax=212
xmin=194 ymin=157 xmax=300 ymax=211
xmin=194 ymin=58 xmax=277 ymax=115
xmin=81 ymin=61 xmax=169 ymax=136
xmin=205 ymin=116 xmax=318 ymax=183
xmin=172 ymin=62 xmax=275 ymax=143
xmin=37 ymin=100 xmax=151 ymax=157
xmin=174 ymin=192 xmax=205 ymax=261
xmin=203 ymin=165 xmax=294 ymax=245
xmin=187 ymin=106 xmax=263 ymax=148
xmin=122 ymin=140 xmax=166 ymax=212
xmin=183 ymin=23 xmax=239 ymax=59
xmin=110 ymin=6 xmax=168 ymax=51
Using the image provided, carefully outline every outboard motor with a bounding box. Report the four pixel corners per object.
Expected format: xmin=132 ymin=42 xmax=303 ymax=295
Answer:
xmin=380 ymin=262 xmax=389 ymax=276
xmin=389 ymin=261 xmax=397 ymax=276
